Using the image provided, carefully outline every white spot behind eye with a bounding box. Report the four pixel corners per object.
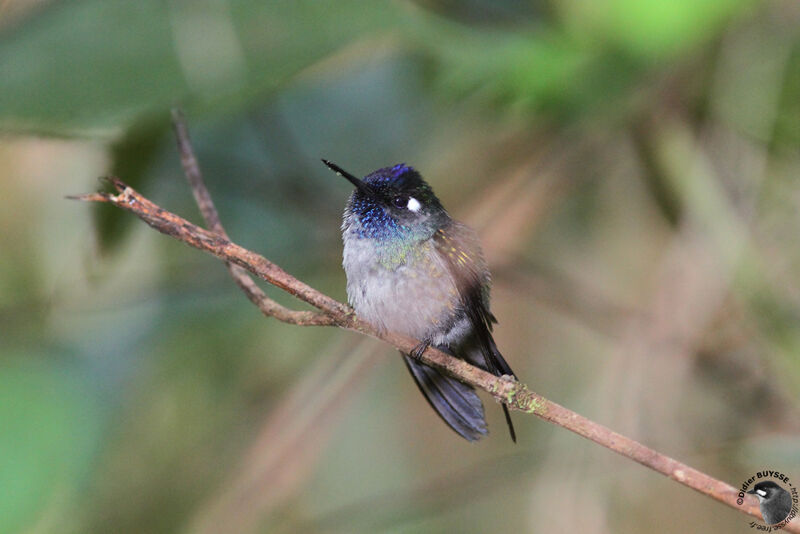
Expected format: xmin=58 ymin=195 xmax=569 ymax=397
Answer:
xmin=407 ymin=197 xmax=421 ymax=212
xmin=757 ymin=489 xmax=767 ymax=497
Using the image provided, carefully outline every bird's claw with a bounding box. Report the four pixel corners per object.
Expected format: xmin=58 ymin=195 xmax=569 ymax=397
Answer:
xmin=410 ymin=340 xmax=431 ymax=361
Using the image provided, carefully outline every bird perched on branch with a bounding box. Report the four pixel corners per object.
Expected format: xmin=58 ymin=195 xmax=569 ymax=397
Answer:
xmin=323 ymin=160 xmax=517 ymax=442
xmin=748 ymin=481 xmax=792 ymax=525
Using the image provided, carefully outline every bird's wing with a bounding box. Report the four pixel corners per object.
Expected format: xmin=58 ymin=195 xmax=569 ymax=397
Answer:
xmin=432 ymin=221 xmax=518 ymax=441
xmin=432 ymin=221 xmax=513 ymax=377
xmin=433 ymin=222 xmax=493 ymax=320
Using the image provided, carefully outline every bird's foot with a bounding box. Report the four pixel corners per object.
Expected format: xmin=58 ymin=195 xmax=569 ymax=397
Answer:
xmin=410 ymin=340 xmax=431 ymax=361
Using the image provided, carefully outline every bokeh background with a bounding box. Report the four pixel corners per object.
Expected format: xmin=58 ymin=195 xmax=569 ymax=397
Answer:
xmin=1 ymin=1 xmax=799 ymax=532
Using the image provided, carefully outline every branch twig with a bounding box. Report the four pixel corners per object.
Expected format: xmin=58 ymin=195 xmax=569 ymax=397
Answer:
xmin=68 ymin=113 xmax=790 ymax=531
xmin=168 ymin=109 xmax=335 ymax=326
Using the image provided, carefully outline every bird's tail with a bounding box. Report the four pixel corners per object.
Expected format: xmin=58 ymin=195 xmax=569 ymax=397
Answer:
xmin=402 ymin=352 xmax=488 ymax=442
xmin=463 ymin=335 xmax=517 ymax=442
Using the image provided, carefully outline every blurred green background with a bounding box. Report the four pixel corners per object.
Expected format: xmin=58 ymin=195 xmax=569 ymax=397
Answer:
xmin=1 ymin=0 xmax=799 ymax=532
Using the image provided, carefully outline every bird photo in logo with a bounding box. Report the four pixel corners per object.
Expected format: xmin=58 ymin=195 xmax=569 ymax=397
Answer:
xmin=748 ymin=481 xmax=793 ymax=526
xmin=323 ymin=160 xmax=517 ymax=442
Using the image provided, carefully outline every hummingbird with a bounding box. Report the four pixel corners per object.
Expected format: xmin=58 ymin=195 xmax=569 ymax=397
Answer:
xmin=323 ymin=159 xmax=517 ymax=442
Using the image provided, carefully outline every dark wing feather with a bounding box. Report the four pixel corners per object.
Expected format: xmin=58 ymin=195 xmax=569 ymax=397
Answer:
xmin=403 ymin=353 xmax=487 ymax=442
xmin=433 ymin=222 xmax=517 ymax=442
xmin=433 ymin=222 xmax=516 ymax=378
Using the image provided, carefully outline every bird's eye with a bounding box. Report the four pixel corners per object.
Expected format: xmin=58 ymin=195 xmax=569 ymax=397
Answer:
xmin=392 ymin=196 xmax=407 ymax=209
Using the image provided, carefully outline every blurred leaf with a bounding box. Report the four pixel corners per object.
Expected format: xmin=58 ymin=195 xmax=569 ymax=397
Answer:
xmin=422 ymin=0 xmax=756 ymax=119
xmin=0 ymin=1 xmax=184 ymax=133
xmin=773 ymin=43 xmax=800 ymax=149
xmin=0 ymin=0 xmax=405 ymax=133
xmin=0 ymin=358 xmax=101 ymax=534
xmin=562 ymin=0 xmax=755 ymax=60
xmin=410 ymin=0 xmax=547 ymax=27
xmin=429 ymin=28 xmax=589 ymax=113
xmin=95 ymin=114 xmax=171 ymax=254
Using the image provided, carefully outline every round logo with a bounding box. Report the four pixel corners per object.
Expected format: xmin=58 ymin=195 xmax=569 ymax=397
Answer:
xmin=738 ymin=470 xmax=797 ymax=530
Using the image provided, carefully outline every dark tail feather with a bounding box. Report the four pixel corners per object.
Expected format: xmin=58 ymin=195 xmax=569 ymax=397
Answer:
xmin=501 ymin=404 xmax=516 ymax=442
xmin=403 ymin=354 xmax=488 ymax=442
xmin=486 ymin=336 xmax=515 ymax=378
xmin=489 ymin=337 xmax=516 ymax=441
xmin=464 ymin=336 xmax=517 ymax=442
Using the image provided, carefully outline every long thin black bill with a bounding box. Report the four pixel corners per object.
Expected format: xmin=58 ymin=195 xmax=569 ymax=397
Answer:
xmin=321 ymin=159 xmax=373 ymax=196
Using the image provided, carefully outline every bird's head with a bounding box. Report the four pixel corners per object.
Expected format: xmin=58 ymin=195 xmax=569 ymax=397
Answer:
xmin=324 ymin=160 xmax=448 ymax=240
xmin=748 ymin=481 xmax=785 ymax=502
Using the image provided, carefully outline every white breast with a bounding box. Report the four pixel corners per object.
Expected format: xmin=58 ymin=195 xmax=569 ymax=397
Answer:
xmin=343 ymin=234 xmax=463 ymax=344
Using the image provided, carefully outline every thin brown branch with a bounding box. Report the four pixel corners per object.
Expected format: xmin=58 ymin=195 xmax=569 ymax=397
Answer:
xmin=72 ymin=176 xmax=792 ymax=530
xmin=167 ymin=108 xmax=334 ymax=326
